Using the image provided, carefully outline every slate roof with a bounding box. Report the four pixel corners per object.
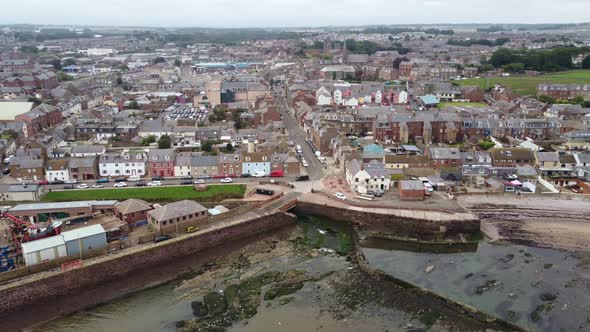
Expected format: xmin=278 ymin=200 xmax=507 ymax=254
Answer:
xmin=115 ymin=199 xmax=152 ymax=215
xmin=148 ymin=200 xmax=207 ymax=222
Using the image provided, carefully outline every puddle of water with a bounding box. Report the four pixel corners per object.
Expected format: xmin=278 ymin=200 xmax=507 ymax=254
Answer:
xmin=362 ymin=240 xmax=590 ymax=332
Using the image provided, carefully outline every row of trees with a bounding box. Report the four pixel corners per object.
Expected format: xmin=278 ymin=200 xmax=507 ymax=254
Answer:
xmin=447 ymin=38 xmax=509 ymax=47
xmin=362 ymin=27 xmax=454 ymax=35
xmin=140 ymin=135 xmax=171 ymax=149
xmin=488 ymin=46 xmax=589 ymax=72
xmin=345 ymin=39 xmax=410 ymax=55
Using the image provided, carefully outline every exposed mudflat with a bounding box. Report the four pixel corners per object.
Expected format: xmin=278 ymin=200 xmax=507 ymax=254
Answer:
xmin=458 ymin=196 xmax=590 ymax=251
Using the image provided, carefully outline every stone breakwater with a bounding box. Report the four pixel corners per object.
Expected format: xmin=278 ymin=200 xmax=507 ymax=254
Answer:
xmin=0 ymin=211 xmax=296 ymax=332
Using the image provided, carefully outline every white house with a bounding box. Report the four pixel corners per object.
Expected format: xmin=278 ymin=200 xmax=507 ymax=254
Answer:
xmin=346 ymin=159 xmax=392 ymax=194
xmin=315 ymin=87 xmax=332 ymax=106
xmin=45 ymin=159 xmax=70 ymax=182
xmin=398 ymin=91 xmax=408 ymax=104
xmin=333 ymin=89 xmax=343 ymax=105
xmin=375 ymin=90 xmax=383 ymax=104
xmin=343 ymin=97 xmax=359 ymax=108
xmin=242 ymin=152 xmax=271 ymax=176
xmin=99 ymin=150 xmax=147 ymax=177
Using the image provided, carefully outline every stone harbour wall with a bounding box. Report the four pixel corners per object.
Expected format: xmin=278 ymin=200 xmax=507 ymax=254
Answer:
xmin=293 ymin=201 xmax=480 ymax=238
xmin=0 ymin=211 xmax=296 ymax=331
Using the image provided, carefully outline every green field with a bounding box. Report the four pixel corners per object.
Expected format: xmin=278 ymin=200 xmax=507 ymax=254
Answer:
xmin=456 ymin=70 xmax=590 ymax=96
xmin=439 ymin=102 xmax=487 ymax=108
xmin=42 ymin=185 xmax=246 ymax=203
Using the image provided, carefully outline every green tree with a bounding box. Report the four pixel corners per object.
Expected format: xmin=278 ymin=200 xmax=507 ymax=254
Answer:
xmin=202 ymin=140 xmax=213 ymax=152
xmin=478 ymin=139 xmax=495 ymax=150
xmin=154 ymin=57 xmax=166 ymax=64
xmin=582 ymin=56 xmax=590 ymax=69
xmin=56 ymin=72 xmax=74 ymax=82
xmin=48 ymin=59 xmax=61 ymax=70
xmin=174 ymin=59 xmax=182 ymax=67
xmin=62 ymin=58 xmax=77 ymax=67
xmin=128 ymin=100 xmax=139 ymax=109
xmin=537 ymin=95 xmax=556 ymax=104
xmin=1 ymin=129 xmax=19 ymax=140
xmin=225 ymin=143 xmax=234 ymax=152
xmin=116 ymin=77 xmax=123 ymax=86
xmin=157 ymin=135 xmax=172 ymax=149
xmin=141 ymin=135 xmax=157 ymax=146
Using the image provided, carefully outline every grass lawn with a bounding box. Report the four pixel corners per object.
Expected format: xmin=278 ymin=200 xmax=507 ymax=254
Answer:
xmin=456 ymin=70 xmax=590 ymax=96
xmin=439 ymin=102 xmax=487 ymax=108
xmin=42 ymin=184 xmax=246 ymax=203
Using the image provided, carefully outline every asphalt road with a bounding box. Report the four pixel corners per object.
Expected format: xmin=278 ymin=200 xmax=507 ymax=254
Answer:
xmin=275 ymin=89 xmax=325 ymax=181
xmin=38 ymin=176 xmax=295 ymax=191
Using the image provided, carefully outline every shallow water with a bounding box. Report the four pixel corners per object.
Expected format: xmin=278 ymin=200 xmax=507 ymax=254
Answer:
xmin=361 ymin=240 xmax=590 ymax=332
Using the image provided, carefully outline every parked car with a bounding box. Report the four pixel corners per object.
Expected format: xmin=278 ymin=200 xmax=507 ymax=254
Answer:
xmin=77 ymin=184 xmax=89 ymax=189
xmin=180 ymin=180 xmax=193 ymax=185
xmin=151 ymin=176 xmax=163 ymax=181
xmin=196 ymin=175 xmax=210 ymax=180
xmin=63 ymin=185 xmax=74 ymax=190
xmin=220 ymin=178 xmax=233 ymax=183
xmin=294 ymin=175 xmax=310 ymax=182
xmin=2 ymin=168 xmax=10 ymax=175
xmin=186 ymin=226 xmax=199 ymax=233
xmin=135 ymin=182 xmax=147 ymax=187
xmin=114 ymin=178 xmax=127 ymax=183
xmin=96 ymin=178 xmax=109 ymax=183
xmin=114 ymin=182 xmax=128 ymax=187
xmin=37 ymin=180 xmax=49 ymax=186
xmin=373 ymin=189 xmax=385 ymax=197
xmin=302 ymin=161 xmax=309 ymax=167
xmin=241 ymin=173 xmax=252 ymax=178
xmin=424 ymin=183 xmax=434 ymax=193
xmin=127 ymin=176 xmax=141 ymax=182
xmin=154 ymin=235 xmax=172 ymax=243
xmin=335 ymin=192 xmax=347 ymax=200
xmin=194 ymin=179 xmax=205 ymax=184
xmin=148 ymin=181 xmax=162 ymax=186
xmin=92 ymin=184 xmax=104 ymax=188
xmin=181 ymin=175 xmax=193 ymax=180
xmin=50 ymin=180 xmax=64 ymax=185
xmin=65 ymin=179 xmax=78 ymax=184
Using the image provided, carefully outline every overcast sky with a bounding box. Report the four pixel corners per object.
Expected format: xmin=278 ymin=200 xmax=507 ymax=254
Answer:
xmin=1 ymin=0 xmax=588 ymax=27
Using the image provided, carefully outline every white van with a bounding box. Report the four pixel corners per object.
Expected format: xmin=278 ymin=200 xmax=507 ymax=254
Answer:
xmin=252 ymin=171 xmax=266 ymax=178
xmin=296 ymin=145 xmax=302 ymax=153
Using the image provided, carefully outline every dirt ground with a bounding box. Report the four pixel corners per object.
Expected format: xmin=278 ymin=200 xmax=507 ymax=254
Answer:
xmin=458 ymin=195 xmax=590 ymax=251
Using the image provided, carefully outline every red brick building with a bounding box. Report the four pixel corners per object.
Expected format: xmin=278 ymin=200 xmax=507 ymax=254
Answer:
xmin=115 ymin=199 xmax=152 ymax=226
xmin=148 ymin=149 xmax=176 ymax=177
xmin=399 ymin=180 xmax=425 ymax=200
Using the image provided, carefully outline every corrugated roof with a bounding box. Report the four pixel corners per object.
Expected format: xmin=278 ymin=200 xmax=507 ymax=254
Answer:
xmin=61 ymin=224 xmax=105 ymax=242
xmin=21 ymin=235 xmax=65 ymax=254
xmin=9 ymin=200 xmax=117 ymax=212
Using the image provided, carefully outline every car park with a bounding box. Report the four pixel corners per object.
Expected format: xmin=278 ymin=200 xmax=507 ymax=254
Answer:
xmin=114 ymin=182 xmax=128 ymax=187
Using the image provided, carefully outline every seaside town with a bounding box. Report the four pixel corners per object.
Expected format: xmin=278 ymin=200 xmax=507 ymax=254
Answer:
xmin=1 ymin=11 xmax=590 ymax=332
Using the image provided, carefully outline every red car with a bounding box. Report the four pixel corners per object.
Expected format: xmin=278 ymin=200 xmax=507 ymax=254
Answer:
xmin=37 ymin=180 xmax=49 ymax=186
xmin=270 ymin=170 xmax=284 ymax=178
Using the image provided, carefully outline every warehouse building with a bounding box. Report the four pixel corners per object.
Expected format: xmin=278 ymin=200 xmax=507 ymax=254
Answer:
xmin=20 ymin=224 xmax=107 ymax=266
